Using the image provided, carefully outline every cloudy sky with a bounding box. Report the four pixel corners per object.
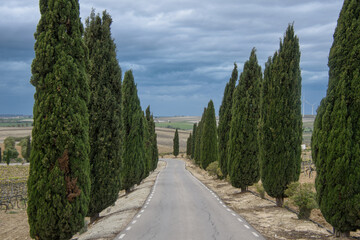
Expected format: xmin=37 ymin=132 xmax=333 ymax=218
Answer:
xmin=0 ymin=0 xmax=343 ymax=116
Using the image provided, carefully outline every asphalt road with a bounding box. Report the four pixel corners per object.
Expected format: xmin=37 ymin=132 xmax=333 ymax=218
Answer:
xmin=115 ymin=158 xmax=264 ymax=240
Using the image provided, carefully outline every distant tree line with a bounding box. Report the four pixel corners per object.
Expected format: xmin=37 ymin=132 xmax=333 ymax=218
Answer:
xmin=27 ymin=3 xmax=158 ymax=240
xmin=188 ymin=2 xmax=360 ymax=235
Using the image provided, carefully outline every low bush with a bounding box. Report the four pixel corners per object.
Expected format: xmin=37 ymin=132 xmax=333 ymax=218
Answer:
xmin=206 ymin=161 xmax=223 ymax=179
xmin=285 ymin=182 xmax=317 ymax=219
xmin=255 ymin=182 xmax=265 ymax=199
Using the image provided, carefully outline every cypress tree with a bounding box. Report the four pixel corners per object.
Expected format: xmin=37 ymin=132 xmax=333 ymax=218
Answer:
xmin=144 ymin=106 xmax=159 ymax=172
xmin=191 ymin=123 xmax=197 ymax=159
xmin=194 ymin=108 xmax=206 ymax=165
xmin=84 ymin=10 xmax=122 ymax=222
xmin=27 ymin=0 xmax=90 ymax=239
xmin=200 ymin=100 xmax=218 ymax=169
xmin=218 ymin=63 xmax=238 ymax=177
xmin=122 ymin=70 xmax=145 ymax=192
xmin=312 ymin=0 xmax=360 ymax=236
xmin=228 ymin=48 xmax=261 ymax=192
xmin=0 ymin=147 xmax=2 ymax=163
xmin=148 ymin=109 xmax=159 ymax=171
xmin=259 ymin=24 xmax=302 ymax=207
xmin=143 ymin=110 xmax=151 ymax=177
xmin=173 ymin=128 xmax=179 ymax=157
xmin=186 ymin=133 xmax=192 ymax=157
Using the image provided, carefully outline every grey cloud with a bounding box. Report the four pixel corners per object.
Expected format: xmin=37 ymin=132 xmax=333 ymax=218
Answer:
xmin=0 ymin=0 xmax=345 ymax=115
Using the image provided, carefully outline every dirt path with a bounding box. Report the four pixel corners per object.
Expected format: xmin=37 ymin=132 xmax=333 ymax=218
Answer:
xmin=182 ymin=158 xmax=342 ymax=240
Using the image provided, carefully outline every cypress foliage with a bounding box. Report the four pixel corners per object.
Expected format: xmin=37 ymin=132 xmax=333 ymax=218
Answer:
xmin=228 ymin=48 xmax=261 ymax=192
xmin=191 ymin=123 xmax=197 ymax=159
xmin=27 ymin=0 xmax=90 ymax=239
xmin=194 ymin=108 xmax=206 ymax=165
xmin=25 ymin=136 xmax=31 ymax=162
xmin=148 ymin=110 xmax=159 ymax=171
xmin=84 ymin=10 xmax=122 ymax=221
xmin=312 ymin=0 xmax=360 ymax=236
xmin=200 ymin=100 xmax=218 ymax=169
xmin=259 ymin=24 xmax=302 ymax=207
xmin=0 ymin=147 xmax=2 ymax=163
xmin=146 ymin=106 xmax=159 ymax=171
xmin=186 ymin=133 xmax=192 ymax=157
xmin=122 ymin=70 xmax=145 ymax=192
xmin=218 ymin=63 xmax=238 ymax=178
xmin=173 ymin=128 xmax=179 ymax=157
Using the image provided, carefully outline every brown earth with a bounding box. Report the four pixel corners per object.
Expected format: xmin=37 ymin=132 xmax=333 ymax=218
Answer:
xmin=182 ymin=157 xmax=360 ymax=240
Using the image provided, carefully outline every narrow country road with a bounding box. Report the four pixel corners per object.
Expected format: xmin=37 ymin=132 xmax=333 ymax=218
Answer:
xmin=115 ymin=158 xmax=264 ymax=240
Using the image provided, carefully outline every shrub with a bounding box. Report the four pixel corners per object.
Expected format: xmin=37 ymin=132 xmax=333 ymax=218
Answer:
xmin=206 ymin=161 xmax=223 ymax=179
xmin=255 ymin=182 xmax=265 ymax=199
xmin=285 ymin=182 xmax=317 ymax=219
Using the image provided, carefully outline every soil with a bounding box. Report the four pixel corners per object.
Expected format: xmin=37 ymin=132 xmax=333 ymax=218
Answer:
xmin=182 ymin=157 xmax=360 ymax=240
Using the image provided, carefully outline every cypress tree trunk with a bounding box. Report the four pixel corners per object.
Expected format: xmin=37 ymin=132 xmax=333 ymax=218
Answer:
xmin=228 ymin=48 xmax=261 ymax=191
xmin=259 ymin=24 xmax=302 ymax=207
xmin=312 ymin=0 xmax=360 ymax=235
xmin=218 ymin=64 xmax=238 ymax=178
xmin=200 ymin=100 xmax=218 ymax=169
xmin=122 ymin=70 xmax=145 ymax=193
xmin=173 ymin=129 xmax=179 ymax=157
xmin=27 ymin=0 xmax=90 ymax=239
xmin=84 ymin=10 xmax=122 ymax=222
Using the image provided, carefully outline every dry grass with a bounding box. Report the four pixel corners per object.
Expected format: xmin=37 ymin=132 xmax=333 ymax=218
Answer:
xmin=156 ymin=127 xmax=190 ymax=154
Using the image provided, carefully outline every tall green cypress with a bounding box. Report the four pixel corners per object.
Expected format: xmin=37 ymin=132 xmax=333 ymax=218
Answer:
xmin=143 ymin=110 xmax=151 ymax=177
xmin=312 ymin=0 xmax=360 ymax=236
xmin=186 ymin=133 xmax=192 ymax=157
xmin=200 ymin=100 xmax=218 ymax=169
xmin=228 ymin=48 xmax=261 ymax=192
xmin=122 ymin=70 xmax=145 ymax=193
xmin=148 ymin=109 xmax=159 ymax=171
xmin=218 ymin=63 xmax=238 ymax=177
xmin=173 ymin=128 xmax=179 ymax=157
xmin=195 ymin=109 xmax=206 ymax=165
xmin=27 ymin=0 xmax=90 ymax=239
xmin=191 ymin=123 xmax=197 ymax=159
xmin=259 ymin=24 xmax=302 ymax=207
xmin=84 ymin=10 xmax=122 ymax=222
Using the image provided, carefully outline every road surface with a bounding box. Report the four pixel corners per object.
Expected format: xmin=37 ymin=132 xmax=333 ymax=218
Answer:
xmin=115 ymin=158 xmax=264 ymax=240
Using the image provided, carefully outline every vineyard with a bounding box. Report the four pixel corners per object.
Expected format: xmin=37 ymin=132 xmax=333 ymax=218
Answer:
xmin=0 ymin=165 xmax=29 ymax=211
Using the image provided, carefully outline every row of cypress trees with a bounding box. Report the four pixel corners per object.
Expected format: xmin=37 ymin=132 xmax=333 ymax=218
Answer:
xmin=187 ymin=24 xmax=302 ymax=207
xmin=27 ymin=3 xmax=158 ymax=239
xmin=187 ymin=100 xmax=218 ymax=169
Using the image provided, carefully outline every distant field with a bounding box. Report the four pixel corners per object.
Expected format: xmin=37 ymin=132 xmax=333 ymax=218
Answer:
xmin=154 ymin=116 xmax=200 ymax=130
xmin=0 ymin=117 xmax=33 ymax=127
xmin=155 ymin=122 xmax=194 ymax=130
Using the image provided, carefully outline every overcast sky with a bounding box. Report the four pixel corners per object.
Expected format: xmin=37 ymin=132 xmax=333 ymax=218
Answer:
xmin=0 ymin=0 xmax=343 ymax=116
